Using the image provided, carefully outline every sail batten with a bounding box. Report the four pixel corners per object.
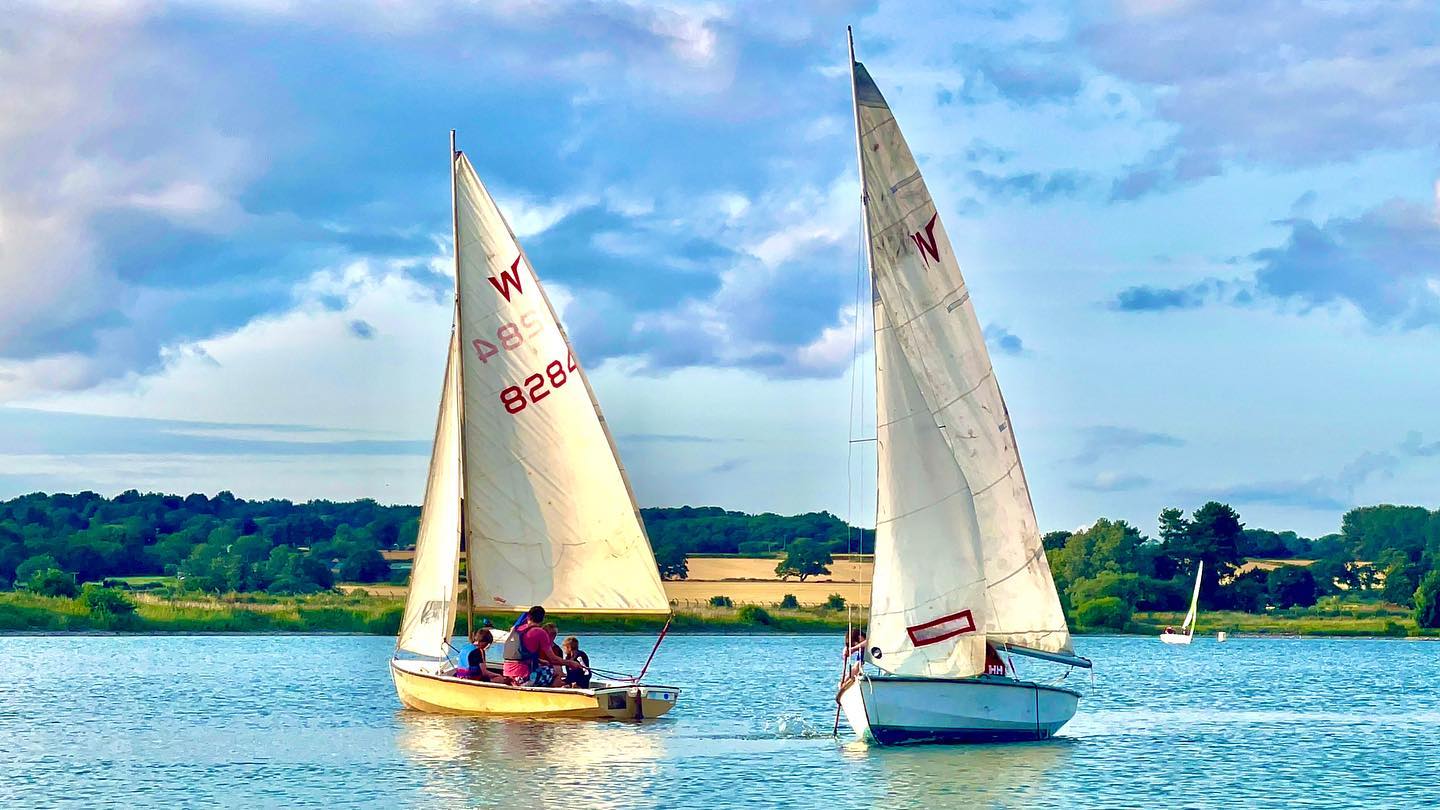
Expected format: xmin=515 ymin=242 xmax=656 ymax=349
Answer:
xmin=854 ymin=55 xmax=1074 ymax=661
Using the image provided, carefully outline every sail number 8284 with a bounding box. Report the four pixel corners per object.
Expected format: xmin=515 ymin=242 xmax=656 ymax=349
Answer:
xmin=500 ymin=352 xmax=579 ymax=414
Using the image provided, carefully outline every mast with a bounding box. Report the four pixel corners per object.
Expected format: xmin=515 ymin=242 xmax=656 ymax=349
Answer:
xmin=846 ymin=26 xmax=879 ymax=640
xmin=450 ymin=129 xmax=475 ymax=639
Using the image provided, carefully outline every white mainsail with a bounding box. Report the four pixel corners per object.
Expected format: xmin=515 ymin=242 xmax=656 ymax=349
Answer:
xmin=854 ymin=58 xmax=1073 ymax=656
xmin=396 ymin=327 xmax=464 ymax=658
xmin=868 ymin=303 xmax=989 ymax=677
xmin=452 ymin=152 xmax=669 ymax=615
xmin=1182 ymin=561 xmax=1203 ymax=633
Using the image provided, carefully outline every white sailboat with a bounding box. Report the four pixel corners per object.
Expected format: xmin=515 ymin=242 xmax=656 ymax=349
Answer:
xmin=837 ymin=30 xmax=1091 ymax=745
xmin=389 ymin=133 xmax=680 ymax=720
xmin=1161 ymin=562 xmax=1204 ymax=645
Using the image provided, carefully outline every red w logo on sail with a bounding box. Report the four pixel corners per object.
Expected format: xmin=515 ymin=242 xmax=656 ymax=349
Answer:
xmin=906 ymin=609 xmax=976 ymax=647
xmin=909 ymin=212 xmax=941 ymax=267
xmin=488 ymin=256 xmax=525 ymax=301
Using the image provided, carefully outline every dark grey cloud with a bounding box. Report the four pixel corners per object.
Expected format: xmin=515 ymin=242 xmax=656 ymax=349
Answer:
xmin=1203 ymin=449 xmax=1400 ymax=512
xmin=1400 ymin=432 xmax=1440 ymax=458
xmin=964 ymin=49 xmax=1086 ymax=106
xmin=1071 ymin=425 xmax=1184 ymax=466
xmin=1250 ymin=202 xmax=1440 ymax=328
xmin=1116 ymin=197 xmax=1440 ymax=326
xmin=707 ymin=458 xmax=747 ymax=475
xmin=619 ymin=433 xmax=735 ymax=445
xmin=1111 ymin=284 xmax=1209 ymax=312
xmin=967 ymin=169 xmax=1090 ymax=203
xmin=1084 ymin=1 xmax=1440 ymax=197
xmin=0 ymin=407 xmax=426 ymax=457
xmin=1071 ymin=472 xmax=1153 ymax=493
xmin=983 ymin=324 xmax=1025 ymax=356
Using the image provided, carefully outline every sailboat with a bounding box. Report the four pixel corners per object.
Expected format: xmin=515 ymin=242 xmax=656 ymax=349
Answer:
xmin=1160 ymin=562 xmax=1203 ymax=645
xmin=389 ymin=133 xmax=680 ymax=720
xmin=836 ymin=30 xmax=1092 ymax=745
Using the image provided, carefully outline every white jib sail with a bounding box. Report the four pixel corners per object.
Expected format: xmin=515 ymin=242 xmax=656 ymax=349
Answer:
xmin=1182 ymin=561 xmax=1203 ymax=632
xmin=452 ymin=153 xmax=669 ymax=615
xmin=854 ymin=59 xmax=1073 ymax=654
xmin=868 ymin=302 xmax=989 ymax=678
xmin=396 ymin=326 xmax=463 ymax=658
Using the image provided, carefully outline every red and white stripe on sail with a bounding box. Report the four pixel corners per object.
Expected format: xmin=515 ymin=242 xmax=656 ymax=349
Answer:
xmin=906 ymin=610 xmax=978 ymax=648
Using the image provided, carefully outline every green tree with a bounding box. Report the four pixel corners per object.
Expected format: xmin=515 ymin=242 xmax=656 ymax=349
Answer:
xmin=654 ymin=544 xmax=689 ymax=580
xmin=1075 ymin=597 xmax=1130 ymax=631
xmin=775 ymin=539 xmax=832 ymax=582
xmin=1050 ymin=519 xmax=1146 ymax=592
xmin=27 ymin=567 xmax=79 ymax=597
xmin=779 ymin=594 xmax=799 ymax=609
xmin=1377 ymin=550 xmax=1419 ymax=606
xmin=80 ymin=583 xmax=136 ymax=615
xmin=1415 ymin=571 xmax=1440 ymax=630
xmin=1267 ymin=566 xmax=1318 ymax=608
xmin=337 ymin=544 xmax=389 ymax=583
xmin=1226 ymin=569 xmax=1270 ymax=612
xmin=14 ymin=554 xmax=62 ymax=585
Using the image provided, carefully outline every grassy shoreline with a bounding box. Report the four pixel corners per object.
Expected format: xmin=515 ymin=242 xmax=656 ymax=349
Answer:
xmin=3 ymin=591 xmax=1436 ymax=637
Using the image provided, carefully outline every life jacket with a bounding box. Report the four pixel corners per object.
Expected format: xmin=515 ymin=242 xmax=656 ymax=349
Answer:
xmin=503 ymin=623 xmax=543 ymax=670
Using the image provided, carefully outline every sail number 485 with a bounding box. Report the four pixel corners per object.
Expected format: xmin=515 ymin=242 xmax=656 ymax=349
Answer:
xmin=472 ymin=313 xmax=542 ymax=362
xmin=501 ymin=353 xmax=579 ymax=414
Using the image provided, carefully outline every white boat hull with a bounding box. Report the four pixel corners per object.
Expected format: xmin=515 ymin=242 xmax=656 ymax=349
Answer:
xmin=838 ymin=675 xmax=1080 ymax=745
xmin=1159 ymin=632 xmax=1193 ymax=645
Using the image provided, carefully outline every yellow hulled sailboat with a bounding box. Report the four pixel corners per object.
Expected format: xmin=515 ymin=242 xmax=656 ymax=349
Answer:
xmin=389 ymin=133 xmax=679 ymax=720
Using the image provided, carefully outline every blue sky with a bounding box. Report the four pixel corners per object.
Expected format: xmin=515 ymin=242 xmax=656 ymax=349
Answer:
xmin=2 ymin=0 xmax=1438 ymax=537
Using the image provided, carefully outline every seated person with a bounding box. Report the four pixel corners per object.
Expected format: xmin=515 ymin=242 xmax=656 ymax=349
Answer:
xmin=465 ymin=629 xmax=495 ymax=682
xmin=561 ymin=636 xmax=591 ymax=688
xmin=502 ymin=605 xmax=587 ymax=687
xmin=835 ymin=627 xmax=867 ymax=702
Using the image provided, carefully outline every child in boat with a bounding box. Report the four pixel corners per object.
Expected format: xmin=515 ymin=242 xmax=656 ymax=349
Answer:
xmin=561 ymin=636 xmax=591 ymax=688
xmin=465 ymin=629 xmax=495 ymax=681
xmin=835 ymin=627 xmax=867 ymax=701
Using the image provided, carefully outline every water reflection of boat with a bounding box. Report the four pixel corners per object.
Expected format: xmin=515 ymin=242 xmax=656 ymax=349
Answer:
xmin=389 ymin=132 xmax=679 ymax=720
xmin=396 ymin=710 xmax=666 ymax=809
xmin=846 ymin=739 xmax=1073 ymax=804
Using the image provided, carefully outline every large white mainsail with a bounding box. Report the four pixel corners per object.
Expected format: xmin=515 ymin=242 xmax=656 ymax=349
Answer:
xmin=396 ymin=327 xmax=464 ymax=658
xmin=854 ymin=58 xmax=1072 ymax=655
xmin=868 ymin=303 xmax=989 ymax=677
xmin=452 ymin=153 xmax=669 ymax=615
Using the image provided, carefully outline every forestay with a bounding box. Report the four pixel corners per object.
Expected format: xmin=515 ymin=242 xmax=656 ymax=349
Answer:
xmin=868 ymin=304 xmax=989 ymax=678
xmin=396 ymin=329 xmax=464 ymax=658
xmin=853 ymin=59 xmax=1073 ymax=655
xmin=452 ymin=153 xmax=669 ymax=615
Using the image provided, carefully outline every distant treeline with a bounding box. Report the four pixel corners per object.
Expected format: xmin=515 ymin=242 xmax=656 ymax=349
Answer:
xmin=1047 ymin=502 xmax=1440 ymax=631
xmin=2 ymin=491 xmax=1437 ymax=629
xmin=0 ymin=491 xmax=416 ymax=595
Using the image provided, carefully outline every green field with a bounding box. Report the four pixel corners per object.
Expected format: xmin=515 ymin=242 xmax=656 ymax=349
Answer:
xmin=4 ymin=588 xmax=1435 ymax=637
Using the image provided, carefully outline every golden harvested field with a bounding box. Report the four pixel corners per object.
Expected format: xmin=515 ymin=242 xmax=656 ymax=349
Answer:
xmin=342 ymin=555 xmax=875 ymax=607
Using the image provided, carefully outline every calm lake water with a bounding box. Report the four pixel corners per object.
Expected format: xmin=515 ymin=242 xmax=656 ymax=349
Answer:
xmin=1 ymin=634 xmax=1437 ymax=808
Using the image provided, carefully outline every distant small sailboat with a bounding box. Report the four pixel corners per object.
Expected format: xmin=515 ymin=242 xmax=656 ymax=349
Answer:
xmin=389 ymin=133 xmax=679 ymax=720
xmin=836 ymin=29 xmax=1091 ymax=746
xmin=1160 ymin=562 xmax=1204 ymax=646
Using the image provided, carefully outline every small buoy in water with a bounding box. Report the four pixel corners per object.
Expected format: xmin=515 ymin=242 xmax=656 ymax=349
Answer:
xmin=1217 ymin=631 xmax=1228 ymax=643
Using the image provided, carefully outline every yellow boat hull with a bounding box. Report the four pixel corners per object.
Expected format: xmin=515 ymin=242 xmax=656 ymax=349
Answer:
xmin=390 ymin=660 xmax=680 ymax=720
